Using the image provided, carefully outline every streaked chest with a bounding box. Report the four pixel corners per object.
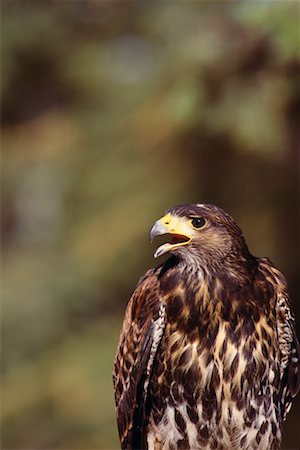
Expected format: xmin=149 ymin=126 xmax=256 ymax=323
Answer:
xmin=148 ymin=266 xmax=281 ymax=449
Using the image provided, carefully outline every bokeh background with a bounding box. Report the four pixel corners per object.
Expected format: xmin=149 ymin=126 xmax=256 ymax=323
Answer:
xmin=1 ymin=1 xmax=300 ymax=449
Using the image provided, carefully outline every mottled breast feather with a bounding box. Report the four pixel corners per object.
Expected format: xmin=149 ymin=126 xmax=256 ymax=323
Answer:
xmin=113 ymin=267 xmax=166 ymax=449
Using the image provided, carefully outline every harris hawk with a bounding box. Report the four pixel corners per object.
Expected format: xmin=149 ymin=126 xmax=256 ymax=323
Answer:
xmin=113 ymin=203 xmax=300 ymax=450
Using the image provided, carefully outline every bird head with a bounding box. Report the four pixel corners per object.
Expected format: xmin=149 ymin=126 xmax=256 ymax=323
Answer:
xmin=150 ymin=203 xmax=250 ymax=270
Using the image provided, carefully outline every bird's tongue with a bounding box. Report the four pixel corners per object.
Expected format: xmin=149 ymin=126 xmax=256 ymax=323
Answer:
xmin=170 ymin=234 xmax=189 ymax=244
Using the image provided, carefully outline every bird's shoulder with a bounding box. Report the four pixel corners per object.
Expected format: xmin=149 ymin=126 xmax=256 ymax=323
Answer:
xmin=257 ymin=257 xmax=294 ymax=329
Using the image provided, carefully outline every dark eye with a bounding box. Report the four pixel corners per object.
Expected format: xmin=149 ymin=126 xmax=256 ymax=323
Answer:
xmin=191 ymin=217 xmax=206 ymax=229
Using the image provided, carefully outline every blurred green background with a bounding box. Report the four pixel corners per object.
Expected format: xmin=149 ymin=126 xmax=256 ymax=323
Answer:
xmin=1 ymin=1 xmax=299 ymax=449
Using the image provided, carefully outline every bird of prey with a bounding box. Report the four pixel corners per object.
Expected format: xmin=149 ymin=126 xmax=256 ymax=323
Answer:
xmin=113 ymin=203 xmax=300 ymax=450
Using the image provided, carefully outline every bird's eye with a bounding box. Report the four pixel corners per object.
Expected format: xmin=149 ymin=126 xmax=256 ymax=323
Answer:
xmin=191 ymin=217 xmax=206 ymax=229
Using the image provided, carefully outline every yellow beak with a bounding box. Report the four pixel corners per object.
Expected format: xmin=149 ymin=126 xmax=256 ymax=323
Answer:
xmin=149 ymin=213 xmax=192 ymax=258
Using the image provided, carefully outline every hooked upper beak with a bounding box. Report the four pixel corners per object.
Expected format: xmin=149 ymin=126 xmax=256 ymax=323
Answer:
xmin=149 ymin=220 xmax=169 ymax=242
xmin=149 ymin=213 xmax=192 ymax=258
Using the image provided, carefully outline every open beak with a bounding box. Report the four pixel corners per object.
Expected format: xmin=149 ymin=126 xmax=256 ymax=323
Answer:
xmin=149 ymin=213 xmax=192 ymax=258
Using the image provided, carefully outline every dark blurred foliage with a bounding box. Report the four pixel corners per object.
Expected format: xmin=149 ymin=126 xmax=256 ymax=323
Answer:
xmin=1 ymin=1 xmax=300 ymax=449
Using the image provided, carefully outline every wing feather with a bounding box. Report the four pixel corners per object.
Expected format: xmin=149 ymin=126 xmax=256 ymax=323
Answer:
xmin=265 ymin=261 xmax=300 ymax=419
xmin=113 ymin=269 xmax=165 ymax=449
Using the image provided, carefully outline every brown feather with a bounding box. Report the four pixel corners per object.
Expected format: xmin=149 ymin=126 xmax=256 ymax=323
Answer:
xmin=113 ymin=268 xmax=165 ymax=449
